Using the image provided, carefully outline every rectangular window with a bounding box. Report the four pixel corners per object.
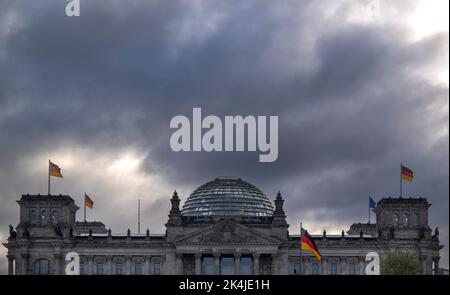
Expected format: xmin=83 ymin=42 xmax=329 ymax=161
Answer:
xmin=134 ymin=263 xmax=142 ymax=275
xmin=153 ymin=262 xmax=161 ymax=275
xmin=348 ymin=263 xmax=356 ymax=275
xmin=79 ymin=262 xmax=85 ymax=275
xmin=115 ymin=263 xmax=123 ymax=275
xmin=220 ymin=257 xmax=235 ymax=275
xmin=96 ymin=263 xmax=104 ymax=275
xmin=311 ymin=263 xmax=319 ymax=275
xmin=293 ymin=262 xmax=301 ymax=275
xmin=240 ymin=256 xmax=253 ymax=275
xmin=330 ymin=263 xmax=338 ymax=275
xmin=201 ymin=257 xmax=214 ymax=275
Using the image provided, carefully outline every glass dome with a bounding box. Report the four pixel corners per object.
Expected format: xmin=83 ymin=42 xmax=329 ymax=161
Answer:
xmin=181 ymin=177 xmax=274 ymax=218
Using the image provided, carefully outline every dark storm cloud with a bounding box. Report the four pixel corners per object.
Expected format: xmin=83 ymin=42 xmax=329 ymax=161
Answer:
xmin=0 ymin=0 xmax=448 ymax=273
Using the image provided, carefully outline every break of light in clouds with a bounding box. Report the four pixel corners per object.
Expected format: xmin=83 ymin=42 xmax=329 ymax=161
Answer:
xmin=0 ymin=0 xmax=448 ymax=274
xmin=409 ymin=0 xmax=449 ymax=40
xmin=23 ymin=146 xmax=176 ymax=233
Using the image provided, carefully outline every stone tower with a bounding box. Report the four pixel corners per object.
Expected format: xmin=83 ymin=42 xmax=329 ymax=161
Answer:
xmin=15 ymin=194 xmax=79 ymax=239
xmin=374 ymin=197 xmax=432 ymax=240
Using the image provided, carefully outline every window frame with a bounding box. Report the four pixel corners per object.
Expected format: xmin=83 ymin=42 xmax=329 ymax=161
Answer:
xmin=96 ymin=262 xmax=104 ymax=275
xmin=32 ymin=258 xmax=52 ymax=275
xmin=153 ymin=262 xmax=161 ymax=275
xmin=29 ymin=209 xmax=37 ymax=222
xmin=134 ymin=262 xmax=143 ymax=275
xmin=115 ymin=262 xmax=124 ymax=275
xmin=311 ymin=262 xmax=319 ymax=275
xmin=348 ymin=263 xmax=356 ymax=275
xmin=330 ymin=263 xmax=338 ymax=275
xmin=41 ymin=210 xmax=48 ymax=222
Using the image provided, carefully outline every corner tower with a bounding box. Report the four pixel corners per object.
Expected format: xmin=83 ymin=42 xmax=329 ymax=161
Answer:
xmin=15 ymin=194 xmax=79 ymax=239
xmin=374 ymin=197 xmax=432 ymax=240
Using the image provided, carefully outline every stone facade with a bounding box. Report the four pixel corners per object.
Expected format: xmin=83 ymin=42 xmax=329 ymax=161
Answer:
xmin=4 ymin=187 xmax=443 ymax=275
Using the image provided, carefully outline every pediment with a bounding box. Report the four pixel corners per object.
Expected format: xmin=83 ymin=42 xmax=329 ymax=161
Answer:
xmin=174 ymin=220 xmax=281 ymax=246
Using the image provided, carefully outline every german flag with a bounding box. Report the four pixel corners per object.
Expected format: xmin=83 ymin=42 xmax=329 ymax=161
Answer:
xmin=85 ymin=193 xmax=94 ymax=209
xmin=49 ymin=161 xmax=63 ymax=178
xmin=401 ymin=165 xmax=413 ymax=181
xmin=301 ymin=229 xmax=321 ymax=261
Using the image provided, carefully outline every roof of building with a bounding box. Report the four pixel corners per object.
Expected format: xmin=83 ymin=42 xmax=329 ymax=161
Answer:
xmin=181 ymin=177 xmax=274 ymax=218
xmin=19 ymin=194 xmax=76 ymax=203
xmin=377 ymin=197 xmax=429 ymax=206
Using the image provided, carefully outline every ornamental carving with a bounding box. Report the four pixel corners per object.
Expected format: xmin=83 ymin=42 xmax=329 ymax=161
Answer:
xmin=175 ymin=220 xmax=280 ymax=245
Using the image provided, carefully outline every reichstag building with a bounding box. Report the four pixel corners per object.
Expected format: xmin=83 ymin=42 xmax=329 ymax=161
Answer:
xmin=4 ymin=177 xmax=443 ymax=275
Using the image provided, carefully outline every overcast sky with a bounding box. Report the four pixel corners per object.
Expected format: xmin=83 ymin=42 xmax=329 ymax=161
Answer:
xmin=0 ymin=0 xmax=448 ymax=274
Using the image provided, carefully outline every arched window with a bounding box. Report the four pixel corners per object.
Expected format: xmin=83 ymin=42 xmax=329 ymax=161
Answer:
xmin=134 ymin=262 xmax=142 ymax=275
xmin=96 ymin=262 xmax=104 ymax=275
xmin=33 ymin=259 xmax=52 ymax=275
xmin=153 ymin=262 xmax=161 ymax=275
xmin=403 ymin=213 xmax=409 ymax=225
xmin=115 ymin=262 xmax=124 ymax=275
xmin=51 ymin=210 xmax=59 ymax=223
xmin=29 ymin=210 xmax=37 ymax=222
xmin=393 ymin=213 xmax=399 ymax=224
xmin=41 ymin=210 xmax=48 ymax=222
xmin=348 ymin=263 xmax=356 ymax=275
xmin=330 ymin=263 xmax=338 ymax=275
xmin=79 ymin=262 xmax=85 ymax=275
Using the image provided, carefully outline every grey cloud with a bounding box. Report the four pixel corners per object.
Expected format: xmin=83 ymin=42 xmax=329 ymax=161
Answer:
xmin=0 ymin=0 xmax=448 ymax=271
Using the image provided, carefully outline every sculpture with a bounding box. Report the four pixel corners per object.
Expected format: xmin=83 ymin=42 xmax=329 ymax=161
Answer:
xmin=9 ymin=225 xmax=16 ymax=239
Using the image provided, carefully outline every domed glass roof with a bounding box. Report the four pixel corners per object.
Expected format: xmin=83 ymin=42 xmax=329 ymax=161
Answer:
xmin=181 ymin=177 xmax=274 ymax=218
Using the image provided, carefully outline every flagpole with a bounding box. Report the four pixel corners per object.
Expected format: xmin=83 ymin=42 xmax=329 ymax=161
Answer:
xmin=299 ymin=222 xmax=303 ymax=275
xmin=368 ymin=195 xmax=370 ymax=223
xmin=48 ymin=160 xmax=51 ymax=195
xmin=138 ymin=199 xmax=141 ymax=234
xmin=84 ymin=194 xmax=86 ymax=222
xmin=400 ymin=163 xmax=403 ymax=198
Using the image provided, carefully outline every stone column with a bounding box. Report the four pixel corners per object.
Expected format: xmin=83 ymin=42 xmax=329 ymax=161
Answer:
xmin=21 ymin=254 xmax=30 ymax=275
xmin=271 ymin=254 xmax=278 ymax=275
xmin=87 ymin=255 xmax=94 ymax=275
xmin=54 ymin=254 xmax=63 ymax=275
xmin=176 ymin=253 xmax=184 ymax=275
xmin=433 ymin=257 xmax=440 ymax=275
xmin=359 ymin=257 xmax=365 ymax=275
xmin=214 ymin=253 xmax=221 ymax=275
xmin=419 ymin=255 xmax=427 ymax=274
xmin=106 ymin=256 xmax=113 ymax=275
xmin=195 ymin=254 xmax=202 ymax=275
xmin=163 ymin=252 xmax=175 ymax=274
xmin=234 ymin=253 xmax=241 ymax=275
xmin=340 ymin=257 xmax=347 ymax=275
xmin=161 ymin=257 xmax=166 ymax=275
xmin=322 ymin=257 xmax=327 ymax=275
xmin=15 ymin=254 xmax=22 ymax=275
xmin=319 ymin=258 xmax=325 ymax=275
xmin=253 ymin=253 xmax=260 ymax=275
xmin=425 ymin=255 xmax=432 ymax=274
xmin=144 ymin=256 xmax=150 ymax=275
xmin=125 ymin=255 xmax=132 ymax=275
xmin=334 ymin=258 xmax=340 ymax=275
xmin=7 ymin=255 xmax=14 ymax=275
xmin=303 ymin=257 xmax=309 ymax=275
